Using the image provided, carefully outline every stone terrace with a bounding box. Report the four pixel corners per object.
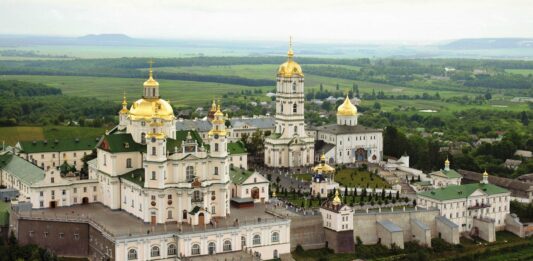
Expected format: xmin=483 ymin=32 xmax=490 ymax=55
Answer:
xmin=16 ymin=203 xmax=282 ymax=238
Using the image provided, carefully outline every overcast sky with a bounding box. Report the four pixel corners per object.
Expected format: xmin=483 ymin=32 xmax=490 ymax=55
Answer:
xmin=2 ymin=0 xmax=533 ymax=44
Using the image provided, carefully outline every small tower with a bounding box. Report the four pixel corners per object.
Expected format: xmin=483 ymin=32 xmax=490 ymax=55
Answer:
xmin=145 ymin=121 xmax=167 ymax=162
xmin=319 ymin=189 xmax=354 ymax=253
xmin=143 ymin=59 xmax=160 ymax=99
xmin=208 ymin=103 xmax=228 ymax=158
xmin=207 ymin=99 xmax=217 ymax=122
xmin=310 ymin=153 xmax=338 ymax=198
xmin=444 ymin=157 xmax=450 ymax=171
xmin=118 ymin=92 xmax=129 ymax=130
xmin=481 ymin=170 xmax=489 ymax=184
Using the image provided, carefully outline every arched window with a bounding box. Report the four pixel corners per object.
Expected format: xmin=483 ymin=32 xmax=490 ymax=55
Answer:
xmin=215 ymin=143 xmax=219 ymax=152
xmin=223 ymin=240 xmax=232 ymax=251
xmin=271 ymin=232 xmax=280 ymax=243
xmin=186 ymin=166 xmax=194 ymax=181
xmin=167 ymin=244 xmax=177 ymax=256
xmin=294 ymin=126 xmax=297 ymax=134
xmin=168 ymin=210 xmax=172 ymax=219
xmin=292 ymin=82 xmax=296 ymax=92
xmin=253 ymin=234 xmax=261 ymax=245
xmin=151 ymin=246 xmax=160 ymax=257
xmin=208 ymin=242 xmax=216 ymax=255
xmin=274 ymin=249 xmax=279 ymax=258
xmin=127 ymin=249 xmax=137 ymax=260
xmin=141 ymin=133 xmax=146 ymax=144
xmin=241 ymin=236 xmax=246 ymax=247
xmin=191 ymin=244 xmax=200 ymax=255
xmin=214 ymin=167 xmax=219 ymax=175
xmin=293 ymin=103 xmax=297 ymax=113
xmin=126 ymin=158 xmax=132 ymax=168
xmin=152 ymin=147 xmax=156 ymax=156
xmin=281 ymin=103 xmax=283 ymax=113
xmin=182 ymin=210 xmax=187 ymax=220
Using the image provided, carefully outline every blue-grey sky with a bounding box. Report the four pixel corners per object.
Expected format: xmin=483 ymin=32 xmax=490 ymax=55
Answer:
xmin=2 ymin=0 xmax=533 ymax=43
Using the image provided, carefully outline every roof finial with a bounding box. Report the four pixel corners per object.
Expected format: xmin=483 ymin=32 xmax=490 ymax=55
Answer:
xmin=288 ymin=36 xmax=294 ymax=59
xmin=148 ymin=58 xmax=155 ymax=79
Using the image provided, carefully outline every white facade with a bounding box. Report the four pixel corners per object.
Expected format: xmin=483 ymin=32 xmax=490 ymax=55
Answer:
xmin=115 ymin=219 xmax=290 ymax=260
xmin=230 ymin=172 xmax=270 ymax=203
xmin=417 ymin=177 xmax=510 ymax=232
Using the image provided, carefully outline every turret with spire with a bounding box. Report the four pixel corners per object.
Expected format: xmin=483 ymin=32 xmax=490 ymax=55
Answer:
xmin=118 ymin=91 xmax=129 ymax=129
xmin=481 ymin=170 xmax=489 ymax=184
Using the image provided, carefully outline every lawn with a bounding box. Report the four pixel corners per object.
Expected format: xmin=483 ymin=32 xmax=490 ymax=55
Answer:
xmin=505 ymin=68 xmax=533 ymax=76
xmin=334 ymin=168 xmax=390 ymax=188
xmin=0 ymin=126 xmax=105 ymax=146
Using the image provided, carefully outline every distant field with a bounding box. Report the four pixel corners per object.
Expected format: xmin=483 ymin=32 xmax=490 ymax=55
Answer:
xmin=372 ymin=98 xmax=529 ymax=115
xmin=0 ymin=126 xmax=105 ymax=146
xmin=0 ymin=75 xmax=273 ymax=107
xmin=505 ymin=69 xmax=533 ymax=76
xmin=0 ymin=127 xmax=44 ymax=146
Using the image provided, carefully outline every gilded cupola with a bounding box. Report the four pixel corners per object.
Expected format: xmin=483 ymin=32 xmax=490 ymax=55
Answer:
xmin=277 ymin=37 xmax=304 ymax=78
xmin=128 ymin=61 xmax=175 ymax=121
xmin=337 ymin=95 xmax=358 ymax=116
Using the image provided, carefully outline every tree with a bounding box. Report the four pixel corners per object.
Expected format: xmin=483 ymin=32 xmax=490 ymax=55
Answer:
xmin=396 ymin=191 xmax=400 ymax=200
xmin=336 ymin=83 xmax=340 ymax=90
xmin=373 ymin=102 xmax=381 ymax=110
xmin=520 ymin=111 xmax=529 ymax=126
xmin=320 ymin=83 xmax=324 ymax=92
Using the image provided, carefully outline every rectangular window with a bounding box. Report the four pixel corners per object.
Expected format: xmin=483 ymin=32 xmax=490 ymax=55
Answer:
xmin=83 ymin=187 xmax=87 ymax=193
xmin=73 ymin=188 xmax=77 ymax=193
xmin=74 ymin=197 xmax=77 ymax=203
xmin=74 ymin=233 xmax=79 ymax=240
xmin=151 ymin=171 xmax=156 ymax=180
xmin=59 ymin=233 xmax=64 ymax=239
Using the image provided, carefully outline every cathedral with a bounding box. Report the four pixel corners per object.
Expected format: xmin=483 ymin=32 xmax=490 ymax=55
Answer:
xmin=313 ymin=95 xmax=383 ymax=164
xmin=90 ymin=64 xmax=231 ymax=225
xmin=264 ymin=42 xmax=315 ymax=168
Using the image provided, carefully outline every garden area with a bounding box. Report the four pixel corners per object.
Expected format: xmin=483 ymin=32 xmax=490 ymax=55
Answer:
xmin=334 ymin=167 xmax=390 ymax=188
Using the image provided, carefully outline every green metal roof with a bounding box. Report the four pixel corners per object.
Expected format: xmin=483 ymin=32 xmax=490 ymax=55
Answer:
xmin=418 ymin=183 xmax=509 ymax=201
xmin=19 ymin=137 xmax=99 ymax=153
xmin=229 ymin=168 xmax=254 ymax=185
xmin=0 ymin=152 xmax=45 ymax=185
xmin=228 ymin=141 xmax=247 ymax=155
xmin=430 ymin=169 xmax=462 ymax=179
xmin=99 ymin=133 xmax=145 ymax=153
xmin=119 ymin=168 xmax=145 ymax=187
xmin=100 ymin=131 xmax=205 ymax=154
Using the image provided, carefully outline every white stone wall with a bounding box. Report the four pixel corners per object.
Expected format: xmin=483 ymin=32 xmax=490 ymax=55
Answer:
xmin=23 ymin=150 xmax=91 ymax=171
xmin=114 ymin=220 xmax=291 ymax=260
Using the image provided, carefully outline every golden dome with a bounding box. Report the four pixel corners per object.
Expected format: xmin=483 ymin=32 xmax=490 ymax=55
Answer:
xmin=277 ymin=38 xmax=304 ymax=77
xmin=445 ymin=158 xmax=450 ymax=165
xmin=144 ymin=61 xmax=159 ymax=87
xmin=483 ymin=170 xmax=489 ymax=177
xmin=143 ymin=75 xmax=159 ymax=88
xmin=214 ymin=104 xmax=223 ymax=116
xmin=128 ymin=98 xmax=174 ymax=121
xmin=337 ymin=96 xmax=357 ymax=116
xmin=332 ymin=190 xmax=341 ymax=206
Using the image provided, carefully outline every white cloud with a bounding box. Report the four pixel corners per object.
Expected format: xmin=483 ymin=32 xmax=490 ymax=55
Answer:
xmin=1 ymin=0 xmax=533 ymax=43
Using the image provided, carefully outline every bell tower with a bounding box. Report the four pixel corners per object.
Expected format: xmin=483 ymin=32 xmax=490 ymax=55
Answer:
xmin=208 ymin=103 xmax=228 ymax=158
